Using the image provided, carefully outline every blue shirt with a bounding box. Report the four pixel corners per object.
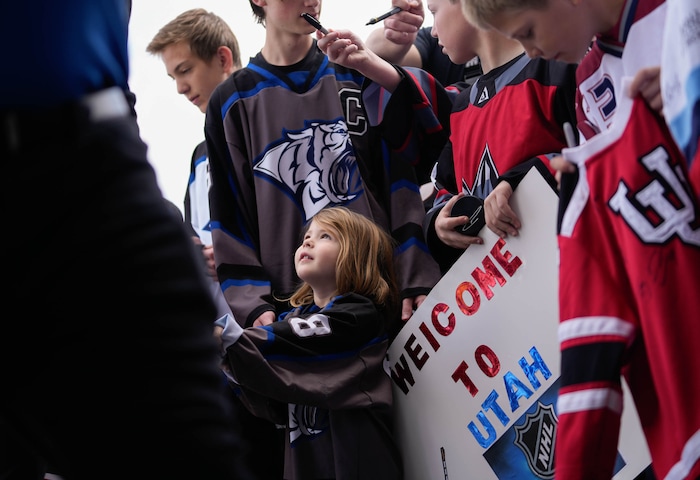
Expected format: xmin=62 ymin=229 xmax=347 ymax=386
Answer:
xmin=1 ymin=0 xmax=130 ymax=108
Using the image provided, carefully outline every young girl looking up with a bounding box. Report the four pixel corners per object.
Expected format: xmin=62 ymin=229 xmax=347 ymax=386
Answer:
xmin=215 ymin=206 xmax=403 ymax=480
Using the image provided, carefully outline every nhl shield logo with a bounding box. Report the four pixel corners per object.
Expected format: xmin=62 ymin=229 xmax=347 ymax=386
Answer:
xmin=513 ymin=402 xmax=558 ymax=479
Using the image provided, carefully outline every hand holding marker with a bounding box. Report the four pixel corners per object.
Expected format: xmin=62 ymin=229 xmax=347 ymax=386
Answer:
xmin=366 ymin=6 xmax=402 ymax=25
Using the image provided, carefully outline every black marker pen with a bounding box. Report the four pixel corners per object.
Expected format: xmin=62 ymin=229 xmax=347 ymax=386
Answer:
xmin=366 ymin=6 xmax=402 ymax=26
xmin=301 ymin=13 xmax=329 ymax=35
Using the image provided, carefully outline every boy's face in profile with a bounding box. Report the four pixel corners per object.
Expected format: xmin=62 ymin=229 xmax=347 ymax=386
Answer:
xmin=161 ymin=41 xmax=232 ymax=113
xmin=427 ymin=0 xmax=480 ymax=65
xmin=481 ymin=2 xmax=595 ymax=63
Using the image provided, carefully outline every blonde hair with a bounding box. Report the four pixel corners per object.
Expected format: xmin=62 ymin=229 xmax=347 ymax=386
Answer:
xmin=288 ymin=207 xmax=400 ymax=317
xmin=146 ymin=8 xmax=242 ymax=69
xmin=461 ymin=0 xmax=549 ymax=29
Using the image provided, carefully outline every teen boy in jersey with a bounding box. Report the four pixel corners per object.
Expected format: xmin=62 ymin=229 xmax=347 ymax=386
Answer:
xmin=147 ymin=10 xmax=285 ymax=478
xmin=205 ymin=0 xmax=441 ymax=334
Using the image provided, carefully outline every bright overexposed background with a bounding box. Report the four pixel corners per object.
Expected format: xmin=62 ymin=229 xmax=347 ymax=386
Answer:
xmin=128 ymin=0 xmax=388 ymax=210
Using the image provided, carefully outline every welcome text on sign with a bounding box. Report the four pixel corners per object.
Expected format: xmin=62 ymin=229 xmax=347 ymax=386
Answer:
xmin=389 ymin=236 xmax=554 ymax=448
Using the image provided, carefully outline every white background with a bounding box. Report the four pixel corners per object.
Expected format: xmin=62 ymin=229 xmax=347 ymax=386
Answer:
xmin=128 ymin=0 xmax=388 ymax=210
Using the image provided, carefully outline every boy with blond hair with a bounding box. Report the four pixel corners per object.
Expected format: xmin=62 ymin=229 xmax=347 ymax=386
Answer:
xmin=148 ymin=10 xmax=285 ymax=478
xmin=147 ymin=8 xmax=241 ymax=319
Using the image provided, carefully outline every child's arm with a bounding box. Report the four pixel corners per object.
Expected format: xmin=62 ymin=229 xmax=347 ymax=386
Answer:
xmin=317 ymin=29 xmax=403 ymax=92
xmin=222 ymin=294 xmax=393 ymax=409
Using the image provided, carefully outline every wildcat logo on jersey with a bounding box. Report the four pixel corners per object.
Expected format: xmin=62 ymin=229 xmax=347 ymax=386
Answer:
xmin=288 ymin=403 xmax=329 ymax=444
xmin=608 ymin=145 xmax=700 ymax=246
xmin=513 ymin=402 xmax=557 ymax=479
xmin=254 ymin=119 xmax=364 ymax=222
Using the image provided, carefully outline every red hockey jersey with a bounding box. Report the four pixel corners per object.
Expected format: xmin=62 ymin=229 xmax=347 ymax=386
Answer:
xmin=557 ymin=86 xmax=700 ymax=480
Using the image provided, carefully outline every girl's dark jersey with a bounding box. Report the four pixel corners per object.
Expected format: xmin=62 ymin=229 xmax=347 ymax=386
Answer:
xmin=225 ymin=293 xmax=402 ymax=480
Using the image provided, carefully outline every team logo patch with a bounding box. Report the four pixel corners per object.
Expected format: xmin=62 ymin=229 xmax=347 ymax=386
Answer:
xmin=608 ymin=145 xmax=700 ymax=246
xmin=254 ymin=119 xmax=363 ymax=222
xmin=461 ymin=143 xmax=499 ymax=199
xmin=288 ymin=403 xmax=329 ymax=444
xmin=482 ymin=381 xmax=560 ymax=479
xmin=513 ymin=402 xmax=557 ymax=479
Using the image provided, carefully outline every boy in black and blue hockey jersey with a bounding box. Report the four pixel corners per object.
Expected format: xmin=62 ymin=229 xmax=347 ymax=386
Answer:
xmin=205 ymin=0 xmax=440 ymax=332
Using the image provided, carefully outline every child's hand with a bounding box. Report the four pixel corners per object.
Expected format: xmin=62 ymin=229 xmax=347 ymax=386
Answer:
xmin=201 ymin=244 xmax=217 ymax=279
xmin=253 ymin=310 xmax=276 ymax=327
xmin=628 ymin=66 xmax=662 ymax=114
xmin=381 ymin=0 xmax=425 ymax=45
xmin=549 ymin=155 xmax=576 ymax=189
xmin=213 ymin=324 xmax=224 ymax=354
xmin=401 ymin=294 xmax=426 ymax=322
xmin=484 ymin=182 xmax=520 ymax=239
xmin=317 ymin=29 xmax=367 ymax=69
xmin=435 ymin=194 xmax=484 ymax=249
xmin=318 ymin=29 xmax=404 ymax=91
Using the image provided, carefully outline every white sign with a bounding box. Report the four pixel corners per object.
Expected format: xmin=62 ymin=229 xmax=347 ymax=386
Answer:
xmin=388 ymin=169 xmax=651 ymax=480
